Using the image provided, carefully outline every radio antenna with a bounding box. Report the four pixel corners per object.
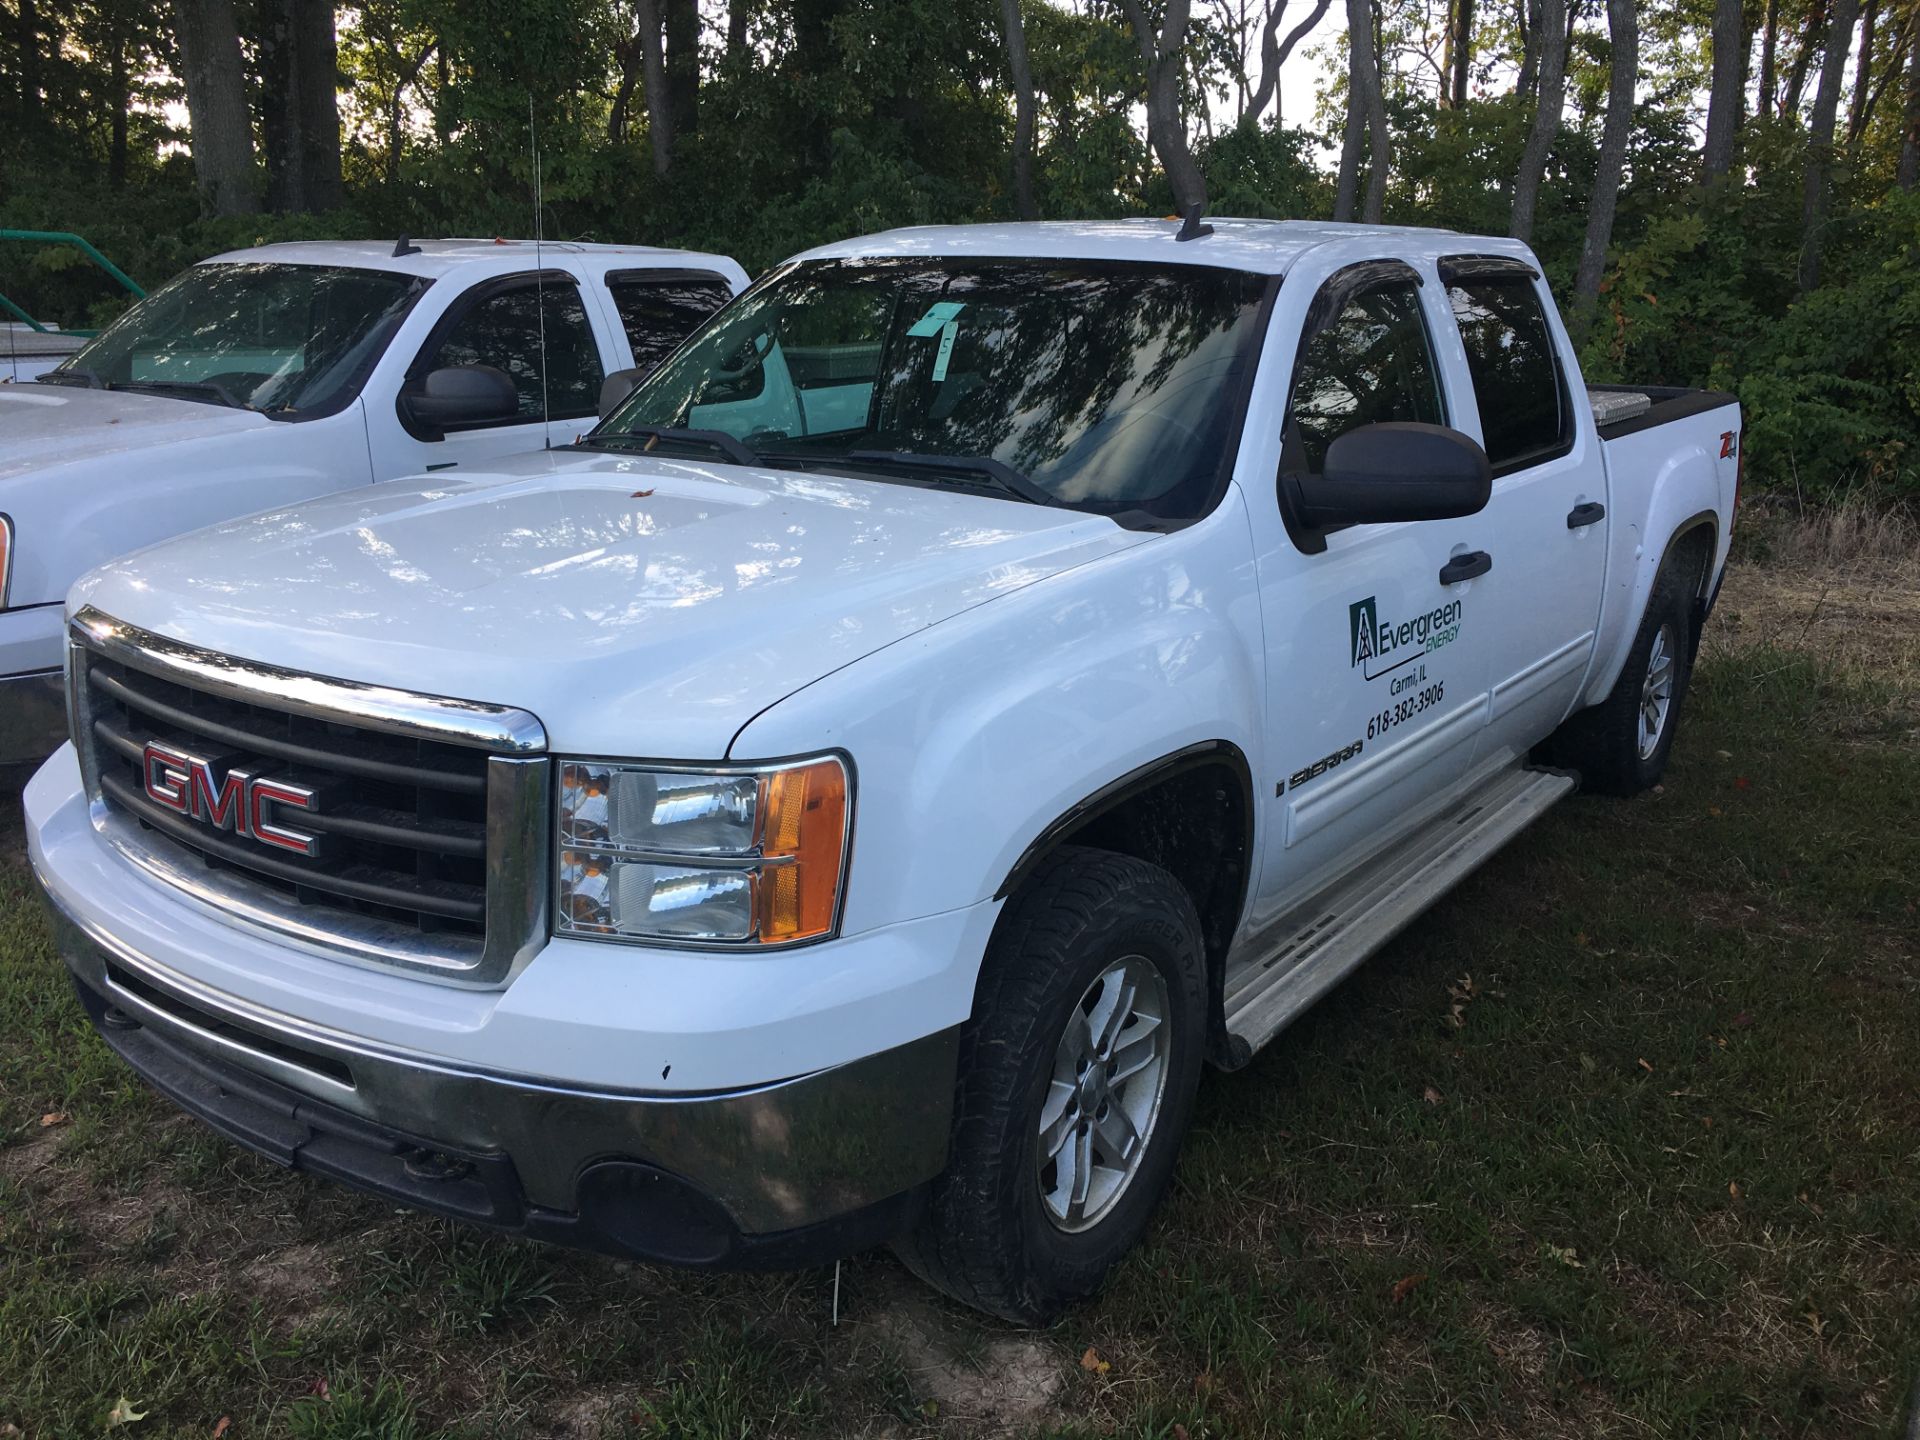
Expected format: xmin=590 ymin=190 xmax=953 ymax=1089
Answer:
xmin=530 ymin=93 xmax=550 ymax=447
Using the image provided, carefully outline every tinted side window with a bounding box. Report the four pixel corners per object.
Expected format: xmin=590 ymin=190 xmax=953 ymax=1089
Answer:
xmin=1285 ymin=282 xmax=1444 ymax=473
xmin=428 ymin=281 xmax=604 ymax=422
xmin=1446 ymin=275 xmax=1568 ymax=470
xmin=607 ymin=274 xmax=734 ymax=375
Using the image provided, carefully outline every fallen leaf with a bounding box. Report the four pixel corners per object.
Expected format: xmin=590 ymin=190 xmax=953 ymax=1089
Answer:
xmin=1701 ymin=1114 xmax=1714 ymax=1129
xmin=212 ymin=1419 xmax=231 ymax=1438
xmin=1734 ymin=776 xmax=1751 ymax=790
xmin=1573 ymin=931 xmax=1589 ymax=947
xmin=1708 ymin=805 xmax=1723 ymax=817
xmin=1579 ymin=1053 xmax=1597 ymax=1073
xmin=1715 ymin=748 xmax=1732 ymax=759
xmin=629 ymin=488 xmax=655 ymax=498
xmin=308 ymin=1377 xmax=330 ymax=1401
xmin=105 ymin=1397 xmax=147 ymax=1428
xmin=39 ymin=1111 xmax=68 ymax=1128
xmin=1637 ymin=1058 xmax=1654 ymax=1074
xmin=1391 ymin=1272 xmax=1428 ymax=1303
xmin=1193 ymin=1370 xmax=1214 ymax=1395
xmin=1731 ymin=1011 xmax=1753 ymax=1028
xmin=1422 ymin=1086 xmax=1443 ymax=1105
xmin=1729 ymin=1180 xmax=1742 ymax=1200
xmin=1173 ymin=1427 xmax=1191 ymax=1440
xmin=1544 ymin=1243 xmax=1583 ymax=1269
xmin=1080 ymin=1346 xmax=1110 ymax=1375
xmin=1806 ymin=1308 xmax=1824 ymax=1337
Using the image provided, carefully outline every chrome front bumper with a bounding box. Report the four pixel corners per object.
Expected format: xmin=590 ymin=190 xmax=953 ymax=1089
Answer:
xmin=0 ymin=668 xmax=64 ymax=766
xmin=42 ymin=882 xmax=959 ymax=1260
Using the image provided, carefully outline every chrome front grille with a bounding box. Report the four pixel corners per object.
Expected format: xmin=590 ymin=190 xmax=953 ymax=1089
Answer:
xmin=70 ymin=606 xmax=551 ymax=987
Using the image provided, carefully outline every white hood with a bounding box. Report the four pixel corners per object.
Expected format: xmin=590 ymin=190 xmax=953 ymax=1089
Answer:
xmin=0 ymin=383 xmax=271 ymax=482
xmin=71 ymin=449 xmax=1152 ymax=757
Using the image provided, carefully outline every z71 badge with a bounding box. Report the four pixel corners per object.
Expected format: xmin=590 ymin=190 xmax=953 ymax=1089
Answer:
xmin=1278 ymin=738 xmax=1363 ymax=796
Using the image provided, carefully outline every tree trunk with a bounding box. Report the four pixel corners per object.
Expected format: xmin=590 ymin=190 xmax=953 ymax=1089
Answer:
xmin=1847 ymin=0 xmax=1877 ymax=139
xmin=999 ymin=0 xmax=1039 ymax=219
xmin=108 ymin=29 xmax=130 ymax=185
xmin=728 ymin=0 xmax=748 ymax=54
xmin=1758 ymin=0 xmax=1779 ymax=114
xmin=664 ymin=0 xmax=699 ymax=140
xmin=1798 ymin=0 xmax=1860 ymax=289
xmin=1781 ymin=0 xmax=1826 ymax=117
xmin=634 ymin=0 xmax=672 ymax=176
xmin=1334 ymin=0 xmax=1389 ymax=219
xmin=1247 ymin=0 xmax=1334 ymax=121
xmin=256 ymin=2 xmax=300 ymax=209
xmin=1120 ymin=0 xmax=1208 ymax=212
xmin=1516 ymin=0 xmax=1541 ymax=97
xmin=610 ymin=35 xmax=642 ymax=143
xmin=1572 ymin=0 xmax=1637 ymax=325
xmin=295 ymin=2 xmax=342 ymax=210
xmin=15 ymin=0 xmax=41 ymax=128
xmin=1510 ymin=0 xmax=1567 ymax=237
xmin=1901 ymin=28 xmax=1920 ymax=185
xmin=1703 ymin=0 xmax=1745 ymax=178
xmin=1451 ymin=0 xmax=1475 ymax=104
xmin=172 ymin=0 xmax=258 ymax=215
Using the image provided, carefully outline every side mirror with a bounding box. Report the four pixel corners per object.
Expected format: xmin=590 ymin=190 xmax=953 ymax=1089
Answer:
xmin=599 ymin=367 xmax=646 ymax=418
xmin=401 ymin=365 xmax=520 ymax=439
xmin=1285 ymin=422 xmax=1491 ymax=530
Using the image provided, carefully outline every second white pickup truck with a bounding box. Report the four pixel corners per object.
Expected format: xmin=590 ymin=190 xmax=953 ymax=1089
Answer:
xmin=0 ymin=238 xmax=747 ymax=763
xmin=27 ymin=218 xmax=1738 ymax=1321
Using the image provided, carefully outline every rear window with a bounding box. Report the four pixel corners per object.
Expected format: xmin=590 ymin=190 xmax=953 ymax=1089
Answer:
xmin=607 ymin=273 xmax=735 ymax=376
xmin=1445 ymin=273 xmax=1570 ymax=472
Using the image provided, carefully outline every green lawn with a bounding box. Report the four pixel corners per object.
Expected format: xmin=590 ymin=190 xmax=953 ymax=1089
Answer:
xmin=2 ymin=556 xmax=1915 ymax=1439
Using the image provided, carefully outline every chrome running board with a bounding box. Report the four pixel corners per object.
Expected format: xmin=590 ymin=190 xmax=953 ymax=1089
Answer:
xmin=1223 ymin=765 xmax=1577 ymax=1062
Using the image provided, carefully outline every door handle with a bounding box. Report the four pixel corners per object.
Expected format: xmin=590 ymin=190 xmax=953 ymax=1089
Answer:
xmin=1567 ymin=501 xmax=1606 ymax=529
xmin=1439 ymin=551 xmax=1492 ymax=585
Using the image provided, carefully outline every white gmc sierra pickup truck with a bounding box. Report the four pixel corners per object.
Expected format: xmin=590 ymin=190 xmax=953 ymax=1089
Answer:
xmin=25 ymin=219 xmax=1739 ymax=1322
xmin=0 ymin=238 xmax=747 ymax=764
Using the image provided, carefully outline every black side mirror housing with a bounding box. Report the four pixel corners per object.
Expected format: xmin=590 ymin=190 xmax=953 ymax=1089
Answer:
xmin=401 ymin=365 xmax=520 ymax=439
xmin=598 ymin=367 xmax=646 ymax=418
xmin=1283 ymin=422 xmax=1492 ymax=532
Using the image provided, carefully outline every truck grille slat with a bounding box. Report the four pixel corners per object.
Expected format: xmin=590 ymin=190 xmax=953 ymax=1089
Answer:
xmin=83 ymin=651 xmax=495 ymax=941
xmin=88 ymin=665 xmax=487 ymax=796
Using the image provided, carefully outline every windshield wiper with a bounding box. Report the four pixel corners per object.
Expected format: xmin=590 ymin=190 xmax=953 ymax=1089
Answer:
xmin=33 ymin=367 xmax=102 ymax=389
xmin=575 ymin=426 xmax=764 ymax=468
xmin=843 ymin=450 xmax=1054 ymax=506
xmin=114 ymin=378 xmax=244 ymax=409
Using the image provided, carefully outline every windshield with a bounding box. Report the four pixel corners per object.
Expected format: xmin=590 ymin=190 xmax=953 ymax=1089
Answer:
xmin=46 ymin=262 xmax=426 ymax=416
xmin=602 ymin=257 xmax=1272 ymax=521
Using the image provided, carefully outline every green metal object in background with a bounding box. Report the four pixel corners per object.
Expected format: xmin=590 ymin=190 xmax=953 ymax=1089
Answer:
xmin=0 ymin=229 xmax=145 ymax=336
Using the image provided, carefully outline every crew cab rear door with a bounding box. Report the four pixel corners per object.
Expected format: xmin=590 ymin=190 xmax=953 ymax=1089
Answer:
xmin=1242 ymin=258 xmax=1496 ymax=926
xmin=1433 ymin=256 xmax=1607 ymax=762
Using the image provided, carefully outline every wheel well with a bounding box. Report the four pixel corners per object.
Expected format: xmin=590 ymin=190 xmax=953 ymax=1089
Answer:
xmin=1663 ymin=517 xmax=1717 ymax=597
xmin=996 ymin=748 xmax=1253 ymax=1061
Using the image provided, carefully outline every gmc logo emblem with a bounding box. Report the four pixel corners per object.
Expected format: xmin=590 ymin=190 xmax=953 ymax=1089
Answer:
xmin=141 ymin=742 xmax=322 ymax=858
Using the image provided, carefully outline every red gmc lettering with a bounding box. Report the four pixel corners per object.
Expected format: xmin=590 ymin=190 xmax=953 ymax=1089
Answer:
xmin=140 ymin=742 xmax=320 ymax=858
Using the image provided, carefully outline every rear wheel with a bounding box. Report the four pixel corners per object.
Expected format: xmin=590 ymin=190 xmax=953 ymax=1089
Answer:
xmin=895 ymin=847 xmax=1206 ymax=1323
xmin=1543 ymin=559 xmax=1696 ymax=795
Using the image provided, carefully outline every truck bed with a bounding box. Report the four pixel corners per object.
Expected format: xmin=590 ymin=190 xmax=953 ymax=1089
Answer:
xmin=1588 ymin=383 xmax=1740 ymax=441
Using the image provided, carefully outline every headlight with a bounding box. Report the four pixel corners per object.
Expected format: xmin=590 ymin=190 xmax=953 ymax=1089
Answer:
xmin=555 ymin=755 xmax=850 ymax=946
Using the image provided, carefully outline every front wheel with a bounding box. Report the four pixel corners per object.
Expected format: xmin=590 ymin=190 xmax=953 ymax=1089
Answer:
xmin=894 ymin=847 xmax=1207 ymax=1323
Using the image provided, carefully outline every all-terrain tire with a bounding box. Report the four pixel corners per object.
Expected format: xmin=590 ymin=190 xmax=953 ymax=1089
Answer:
xmin=1542 ymin=559 xmax=1696 ymax=795
xmin=893 ymin=846 xmax=1207 ymax=1324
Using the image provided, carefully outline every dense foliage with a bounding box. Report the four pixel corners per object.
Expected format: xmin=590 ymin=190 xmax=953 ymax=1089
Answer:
xmin=3 ymin=0 xmax=1918 ymax=503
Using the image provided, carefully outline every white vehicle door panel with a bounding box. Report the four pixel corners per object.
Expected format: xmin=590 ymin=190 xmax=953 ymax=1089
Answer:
xmin=1435 ymin=258 xmax=1607 ymax=762
xmin=1241 ymin=259 xmax=1497 ymax=935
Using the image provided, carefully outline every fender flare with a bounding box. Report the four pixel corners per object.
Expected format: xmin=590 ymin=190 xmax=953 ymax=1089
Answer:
xmin=993 ymin=739 xmax=1255 ymax=903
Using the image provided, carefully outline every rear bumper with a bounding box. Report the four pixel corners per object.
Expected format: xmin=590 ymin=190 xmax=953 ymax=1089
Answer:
xmin=41 ymin=885 xmax=958 ymax=1264
xmin=0 ymin=667 xmax=63 ymax=765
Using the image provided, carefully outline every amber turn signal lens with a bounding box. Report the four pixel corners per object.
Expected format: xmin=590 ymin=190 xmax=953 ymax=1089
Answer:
xmin=756 ymin=757 xmax=848 ymax=941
